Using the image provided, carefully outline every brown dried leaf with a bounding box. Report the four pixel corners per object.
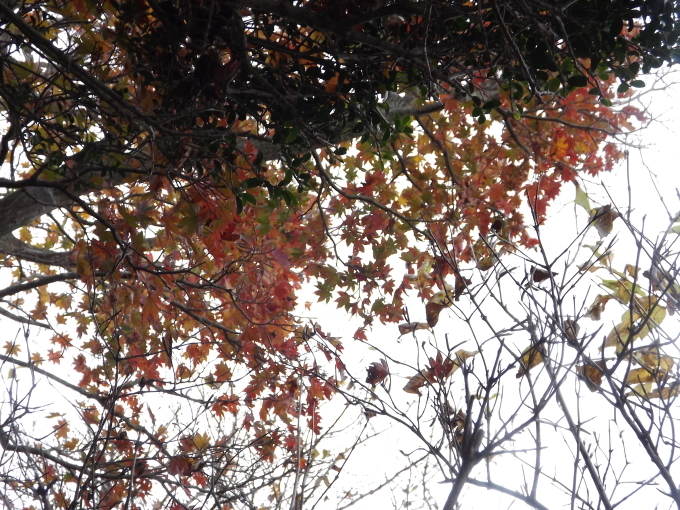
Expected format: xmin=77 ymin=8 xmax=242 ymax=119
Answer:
xmin=585 ymin=294 xmax=611 ymax=321
xmin=563 ymin=319 xmax=580 ymax=344
xmin=398 ymin=322 xmax=430 ymax=336
xmin=530 ymin=266 xmax=557 ymax=284
xmin=403 ymin=374 xmax=428 ymax=395
xmin=634 ymin=348 xmax=674 ymax=374
xmin=590 ymin=204 xmax=619 ymax=239
xmin=578 ymin=361 xmax=605 ymax=391
xmin=366 ymin=359 xmax=389 ymax=385
xmin=476 ymin=257 xmax=495 ymax=271
xmin=454 ymin=274 xmax=472 ymax=300
xmin=426 ymin=302 xmax=445 ymax=327
xmin=516 ymin=341 xmax=545 ymax=378
xmin=646 ymin=382 xmax=680 ymax=400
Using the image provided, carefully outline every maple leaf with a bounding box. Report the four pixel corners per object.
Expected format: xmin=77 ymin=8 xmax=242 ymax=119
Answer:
xmin=168 ymin=456 xmax=193 ymax=477
xmin=53 ymin=419 xmax=69 ymax=439
xmin=365 ymin=359 xmax=389 ymax=385
xmin=2 ymin=341 xmax=20 ymax=356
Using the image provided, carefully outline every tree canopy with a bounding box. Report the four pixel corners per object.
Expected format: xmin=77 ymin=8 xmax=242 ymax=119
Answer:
xmin=1 ymin=0 xmax=679 ymax=509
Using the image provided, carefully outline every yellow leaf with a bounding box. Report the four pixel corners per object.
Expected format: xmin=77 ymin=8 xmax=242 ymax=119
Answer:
xmin=627 ymin=381 xmax=654 ymax=398
xmin=646 ymin=382 xmax=680 ymax=400
xmin=194 ymin=432 xmax=210 ymax=451
xmin=602 ymin=320 xmax=633 ymax=351
xmin=577 ymin=362 xmax=604 ymax=391
xmin=455 ymin=349 xmax=479 ymax=362
xmin=574 ymin=182 xmax=591 ymax=213
xmin=516 ymin=341 xmax=545 ymax=378
xmin=624 ymin=367 xmax=655 ymax=385
xmin=633 ymin=348 xmax=674 ymax=373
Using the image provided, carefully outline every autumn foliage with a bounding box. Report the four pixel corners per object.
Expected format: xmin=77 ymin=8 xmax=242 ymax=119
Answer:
xmin=0 ymin=0 xmax=679 ymax=508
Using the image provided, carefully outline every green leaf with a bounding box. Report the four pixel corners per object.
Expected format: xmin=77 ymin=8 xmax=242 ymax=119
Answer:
xmin=482 ymin=99 xmax=501 ymax=110
xmin=574 ymin=183 xmax=591 ymax=213
xmin=617 ymin=82 xmax=630 ymax=93
xmin=567 ymin=75 xmax=588 ymax=88
xmin=241 ymin=192 xmax=257 ymax=206
xmin=242 ymin=177 xmax=262 ymax=190
xmin=278 ymin=168 xmax=293 ymax=187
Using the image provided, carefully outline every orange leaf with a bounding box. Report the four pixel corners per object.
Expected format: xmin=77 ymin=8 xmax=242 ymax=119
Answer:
xmin=578 ymin=361 xmax=605 ymax=391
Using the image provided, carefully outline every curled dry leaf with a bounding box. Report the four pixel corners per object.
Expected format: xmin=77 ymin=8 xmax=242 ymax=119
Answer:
xmin=530 ymin=266 xmax=558 ymax=284
xmin=563 ymin=319 xmax=580 ymax=344
xmin=476 ymin=257 xmax=495 ymax=271
xmin=577 ymin=361 xmax=605 ymax=391
xmin=585 ymin=294 xmax=611 ymax=321
xmin=425 ymin=302 xmax=445 ymax=328
xmin=403 ymin=374 xmax=428 ymax=395
xmin=365 ymin=359 xmax=389 ymax=385
xmin=398 ymin=322 xmax=429 ymax=336
xmin=454 ymin=274 xmax=472 ymax=300
xmin=578 ymin=251 xmax=614 ymax=272
xmin=364 ymin=409 xmax=378 ymax=419
xmin=516 ymin=340 xmax=546 ymax=378
xmin=633 ymin=348 xmax=675 ymax=374
xmin=455 ymin=349 xmax=479 ymax=363
xmin=425 ymin=277 xmax=473 ymax=327
xmin=589 ymin=204 xmax=619 ymax=239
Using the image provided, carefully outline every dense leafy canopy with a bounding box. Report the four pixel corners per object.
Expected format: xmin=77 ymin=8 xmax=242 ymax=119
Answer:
xmin=0 ymin=0 xmax=679 ymax=508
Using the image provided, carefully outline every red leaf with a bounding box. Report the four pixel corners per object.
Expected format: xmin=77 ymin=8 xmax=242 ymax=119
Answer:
xmin=168 ymin=456 xmax=192 ymax=477
xmin=365 ymin=359 xmax=389 ymax=385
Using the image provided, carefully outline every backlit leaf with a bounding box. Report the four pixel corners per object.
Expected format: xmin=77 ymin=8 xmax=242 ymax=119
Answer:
xmin=589 ymin=205 xmax=619 ymax=239
xmin=403 ymin=374 xmax=428 ymax=395
xmin=516 ymin=341 xmax=546 ymax=378
xmin=366 ymin=359 xmax=390 ymax=385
